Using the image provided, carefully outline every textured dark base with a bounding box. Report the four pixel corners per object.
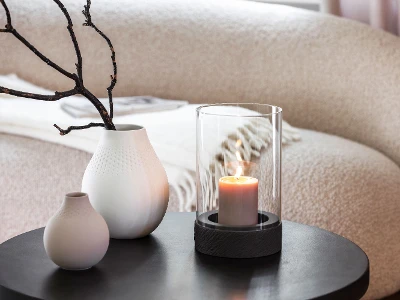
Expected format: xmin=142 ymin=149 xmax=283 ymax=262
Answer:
xmin=197 ymin=210 xmax=280 ymax=231
xmin=194 ymin=212 xmax=282 ymax=258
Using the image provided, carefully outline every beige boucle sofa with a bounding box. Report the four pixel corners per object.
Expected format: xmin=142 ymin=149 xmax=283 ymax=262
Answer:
xmin=1 ymin=0 xmax=400 ymax=299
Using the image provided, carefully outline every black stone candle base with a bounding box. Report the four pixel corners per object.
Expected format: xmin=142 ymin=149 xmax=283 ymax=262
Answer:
xmin=194 ymin=210 xmax=282 ymax=258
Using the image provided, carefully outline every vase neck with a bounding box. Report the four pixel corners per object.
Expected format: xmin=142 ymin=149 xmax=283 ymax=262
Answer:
xmin=62 ymin=192 xmax=93 ymax=212
xmin=100 ymin=124 xmax=149 ymax=148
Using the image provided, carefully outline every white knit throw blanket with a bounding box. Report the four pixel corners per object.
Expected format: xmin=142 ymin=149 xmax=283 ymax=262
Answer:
xmin=0 ymin=74 xmax=301 ymax=211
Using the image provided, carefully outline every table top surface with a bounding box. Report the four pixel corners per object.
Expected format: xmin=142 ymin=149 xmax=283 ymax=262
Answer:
xmin=0 ymin=212 xmax=369 ymax=300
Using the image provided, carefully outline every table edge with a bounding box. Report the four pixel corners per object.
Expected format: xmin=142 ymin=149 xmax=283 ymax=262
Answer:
xmin=0 ymin=213 xmax=370 ymax=300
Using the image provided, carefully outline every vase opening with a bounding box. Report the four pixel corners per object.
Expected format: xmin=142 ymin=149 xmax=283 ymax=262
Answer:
xmin=111 ymin=124 xmax=144 ymax=132
xmin=66 ymin=192 xmax=87 ymax=198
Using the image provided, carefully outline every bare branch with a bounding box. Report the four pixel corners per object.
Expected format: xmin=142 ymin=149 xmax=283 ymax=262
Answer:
xmin=54 ymin=122 xmax=105 ymax=135
xmin=82 ymin=88 xmax=115 ymax=129
xmin=0 ymin=84 xmax=115 ymax=131
xmin=0 ymin=0 xmax=80 ymax=82
xmin=10 ymin=29 xmax=78 ymax=81
xmin=1 ymin=1 xmax=77 ymax=80
xmin=0 ymin=0 xmax=11 ymax=31
xmin=0 ymin=86 xmax=78 ymax=100
xmin=8 ymin=31 xmax=78 ymax=82
xmin=0 ymin=0 xmax=116 ymax=134
xmin=83 ymin=0 xmax=117 ymax=119
xmin=53 ymin=0 xmax=83 ymax=83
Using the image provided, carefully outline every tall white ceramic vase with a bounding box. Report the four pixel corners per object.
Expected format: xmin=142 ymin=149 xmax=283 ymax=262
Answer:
xmin=82 ymin=124 xmax=169 ymax=239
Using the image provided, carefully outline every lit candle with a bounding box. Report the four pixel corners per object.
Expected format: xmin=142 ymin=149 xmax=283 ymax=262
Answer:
xmin=218 ymin=166 xmax=258 ymax=226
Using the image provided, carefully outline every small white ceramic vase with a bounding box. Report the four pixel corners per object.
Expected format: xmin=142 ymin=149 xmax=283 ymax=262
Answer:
xmin=82 ymin=124 xmax=169 ymax=239
xmin=43 ymin=192 xmax=109 ymax=270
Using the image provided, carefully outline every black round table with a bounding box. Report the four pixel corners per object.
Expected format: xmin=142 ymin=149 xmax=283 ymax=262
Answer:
xmin=0 ymin=213 xmax=369 ymax=300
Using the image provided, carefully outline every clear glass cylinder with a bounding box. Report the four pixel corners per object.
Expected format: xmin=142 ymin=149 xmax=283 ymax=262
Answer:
xmin=196 ymin=103 xmax=282 ymax=229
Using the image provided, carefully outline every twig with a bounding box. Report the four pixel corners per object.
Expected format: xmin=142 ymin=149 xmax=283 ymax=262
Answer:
xmin=0 ymin=1 xmax=77 ymax=81
xmin=0 ymin=86 xmax=78 ymax=100
xmin=83 ymin=0 xmax=117 ymax=119
xmin=54 ymin=122 xmax=105 ymax=135
xmin=0 ymin=0 xmax=11 ymax=32
xmin=82 ymin=88 xmax=114 ymax=127
xmin=53 ymin=0 xmax=83 ymax=84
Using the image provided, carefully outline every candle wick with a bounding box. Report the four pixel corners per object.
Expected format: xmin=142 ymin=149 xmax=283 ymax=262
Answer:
xmin=234 ymin=166 xmax=243 ymax=178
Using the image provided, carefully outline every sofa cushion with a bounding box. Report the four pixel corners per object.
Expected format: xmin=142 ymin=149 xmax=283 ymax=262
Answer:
xmin=283 ymin=129 xmax=400 ymax=299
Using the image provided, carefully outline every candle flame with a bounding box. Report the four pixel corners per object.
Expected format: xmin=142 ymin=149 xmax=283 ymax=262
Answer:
xmin=235 ymin=166 xmax=243 ymax=178
xmin=235 ymin=151 xmax=243 ymax=162
xmin=235 ymin=139 xmax=243 ymax=162
xmin=234 ymin=139 xmax=243 ymax=178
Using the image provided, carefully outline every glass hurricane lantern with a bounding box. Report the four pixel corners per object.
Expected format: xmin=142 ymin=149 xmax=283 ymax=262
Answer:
xmin=195 ymin=103 xmax=282 ymax=258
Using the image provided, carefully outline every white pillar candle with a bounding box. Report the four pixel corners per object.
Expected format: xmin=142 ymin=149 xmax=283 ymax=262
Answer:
xmin=218 ymin=168 xmax=258 ymax=226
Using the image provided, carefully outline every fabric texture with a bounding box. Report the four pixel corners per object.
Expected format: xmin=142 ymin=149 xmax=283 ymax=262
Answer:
xmin=1 ymin=0 xmax=400 ymax=298
xmin=282 ymin=130 xmax=400 ymax=300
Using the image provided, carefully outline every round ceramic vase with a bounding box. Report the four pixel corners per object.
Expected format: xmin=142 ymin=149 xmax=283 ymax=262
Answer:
xmin=82 ymin=124 xmax=169 ymax=239
xmin=43 ymin=192 xmax=109 ymax=270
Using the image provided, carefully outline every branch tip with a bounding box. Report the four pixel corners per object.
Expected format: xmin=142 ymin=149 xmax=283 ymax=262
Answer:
xmin=54 ymin=122 xmax=106 ymax=135
xmin=82 ymin=0 xmax=117 ymax=119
